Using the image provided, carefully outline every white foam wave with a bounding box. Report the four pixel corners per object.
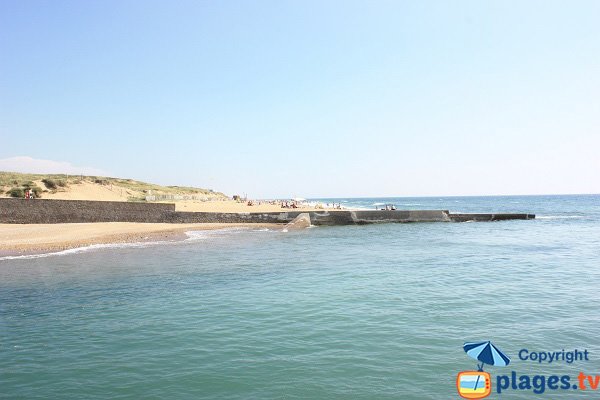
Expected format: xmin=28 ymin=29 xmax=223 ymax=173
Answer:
xmin=184 ymin=226 xmax=275 ymax=241
xmin=184 ymin=227 xmax=250 ymax=241
xmin=1 ymin=227 xmax=277 ymax=261
xmin=0 ymin=241 xmax=168 ymax=261
xmin=536 ymin=215 xmax=584 ymax=220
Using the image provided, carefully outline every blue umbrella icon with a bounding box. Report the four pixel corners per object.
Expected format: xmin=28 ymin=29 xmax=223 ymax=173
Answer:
xmin=464 ymin=341 xmax=510 ymax=370
xmin=463 ymin=341 xmax=510 ymax=391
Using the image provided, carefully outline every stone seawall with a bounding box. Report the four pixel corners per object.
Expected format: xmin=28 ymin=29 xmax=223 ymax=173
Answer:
xmin=0 ymin=198 xmax=175 ymax=224
xmin=0 ymin=199 xmax=534 ymax=225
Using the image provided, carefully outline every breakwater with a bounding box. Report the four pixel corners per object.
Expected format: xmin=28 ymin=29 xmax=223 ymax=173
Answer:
xmin=0 ymin=198 xmax=535 ymax=225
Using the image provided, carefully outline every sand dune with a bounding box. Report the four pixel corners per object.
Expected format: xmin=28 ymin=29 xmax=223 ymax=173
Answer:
xmin=0 ymin=172 xmax=226 ymax=203
xmin=4 ymin=178 xmax=324 ymax=212
xmin=39 ymin=180 xmax=131 ymax=201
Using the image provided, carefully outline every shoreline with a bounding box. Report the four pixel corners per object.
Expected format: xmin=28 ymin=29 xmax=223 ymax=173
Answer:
xmin=0 ymin=222 xmax=283 ymax=257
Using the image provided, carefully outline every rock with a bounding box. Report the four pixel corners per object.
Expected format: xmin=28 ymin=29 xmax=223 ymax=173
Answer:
xmin=282 ymin=213 xmax=311 ymax=231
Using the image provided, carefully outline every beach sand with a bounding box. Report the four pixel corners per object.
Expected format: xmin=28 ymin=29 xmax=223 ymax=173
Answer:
xmin=8 ymin=181 xmax=332 ymax=212
xmin=0 ymin=222 xmax=282 ymax=255
xmin=171 ymin=199 xmax=329 ymax=212
xmin=0 ymin=180 xmax=340 ymax=255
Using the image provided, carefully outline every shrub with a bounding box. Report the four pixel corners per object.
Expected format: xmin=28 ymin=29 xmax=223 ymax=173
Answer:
xmin=22 ymin=183 xmax=42 ymax=198
xmin=42 ymin=178 xmax=57 ymax=190
xmin=31 ymin=186 xmax=42 ymax=198
xmin=7 ymin=187 xmax=24 ymax=198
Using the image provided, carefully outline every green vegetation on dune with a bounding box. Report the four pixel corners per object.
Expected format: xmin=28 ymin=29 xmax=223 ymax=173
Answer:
xmin=0 ymin=171 xmax=227 ymax=200
xmin=41 ymin=178 xmax=67 ymax=190
xmin=90 ymin=177 xmax=220 ymax=196
xmin=0 ymin=172 xmax=77 ymax=189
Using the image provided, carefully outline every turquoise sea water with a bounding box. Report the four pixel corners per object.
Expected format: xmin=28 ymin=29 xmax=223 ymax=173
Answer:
xmin=1 ymin=195 xmax=600 ymax=399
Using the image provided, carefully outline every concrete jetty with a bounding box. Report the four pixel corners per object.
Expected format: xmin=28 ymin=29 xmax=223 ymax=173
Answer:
xmin=448 ymin=212 xmax=535 ymax=222
xmin=0 ymin=199 xmax=535 ymax=225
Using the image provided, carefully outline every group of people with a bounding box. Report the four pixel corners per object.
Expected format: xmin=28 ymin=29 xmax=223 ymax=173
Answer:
xmin=243 ymin=199 xmax=306 ymax=209
xmin=280 ymin=201 xmax=300 ymax=209
xmin=243 ymin=199 xmax=301 ymax=208
xmin=377 ymin=204 xmax=397 ymax=211
xmin=239 ymin=198 xmax=347 ymax=210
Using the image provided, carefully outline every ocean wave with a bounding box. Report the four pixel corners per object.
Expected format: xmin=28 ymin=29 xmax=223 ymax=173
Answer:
xmin=1 ymin=227 xmax=279 ymax=261
xmin=0 ymin=241 xmax=168 ymax=261
xmin=184 ymin=227 xmax=251 ymax=241
xmin=184 ymin=227 xmax=276 ymax=241
xmin=1 ymin=227 xmax=278 ymax=261
xmin=536 ymin=215 xmax=585 ymax=220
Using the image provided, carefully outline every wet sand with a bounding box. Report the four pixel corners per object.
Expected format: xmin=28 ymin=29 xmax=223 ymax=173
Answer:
xmin=0 ymin=222 xmax=282 ymax=256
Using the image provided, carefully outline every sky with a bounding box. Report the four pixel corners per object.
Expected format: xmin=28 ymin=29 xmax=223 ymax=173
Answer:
xmin=1 ymin=1 xmax=599 ymax=198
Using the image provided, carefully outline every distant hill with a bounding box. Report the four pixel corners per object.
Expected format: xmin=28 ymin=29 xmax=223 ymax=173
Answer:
xmin=0 ymin=171 xmax=228 ymax=202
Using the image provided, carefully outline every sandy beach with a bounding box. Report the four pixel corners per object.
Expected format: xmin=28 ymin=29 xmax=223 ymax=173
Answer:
xmin=0 ymin=222 xmax=282 ymax=255
xmin=1 ymin=180 xmax=335 ymax=213
xmin=0 ymin=175 xmax=345 ymax=255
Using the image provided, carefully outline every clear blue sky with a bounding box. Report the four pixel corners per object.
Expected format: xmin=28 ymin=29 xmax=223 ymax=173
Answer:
xmin=1 ymin=1 xmax=599 ymax=198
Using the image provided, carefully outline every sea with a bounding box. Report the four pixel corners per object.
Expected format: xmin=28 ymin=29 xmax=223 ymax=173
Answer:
xmin=1 ymin=194 xmax=599 ymax=399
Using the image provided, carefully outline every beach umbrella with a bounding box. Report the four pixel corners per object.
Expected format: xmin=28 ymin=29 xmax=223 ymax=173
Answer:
xmin=463 ymin=341 xmax=510 ymax=369
xmin=292 ymin=197 xmax=306 ymax=202
xmin=463 ymin=341 xmax=510 ymax=391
